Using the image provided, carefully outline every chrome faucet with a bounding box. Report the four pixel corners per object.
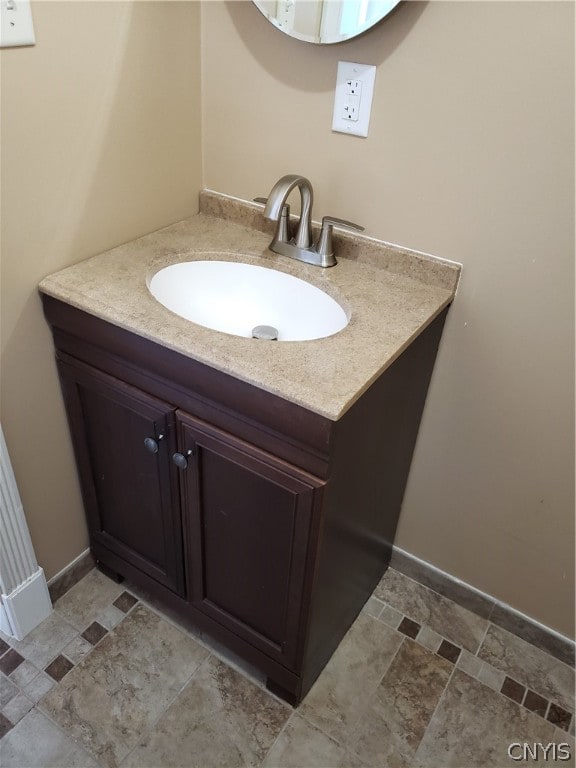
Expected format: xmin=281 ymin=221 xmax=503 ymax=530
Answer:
xmin=255 ymin=174 xmax=363 ymax=268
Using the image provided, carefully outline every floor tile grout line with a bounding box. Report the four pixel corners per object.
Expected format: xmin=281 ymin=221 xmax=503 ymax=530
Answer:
xmin=412 ymin=651 xmax=462 ymax=764
xmin=31 ymin=615 xmax=130 ymax=768
xmin=375 ymin=595 xmax=575 ymax=725
xmin=501 ymin=676 xmax=575 ymax=734
xmin=389 ymin=565 xmax=576 ymax=668
xmin=258 ymin=708 xmax=302 ymax=767
xmin=455 ymin=663 xmax=574 ymax=736
xmin=110 ymin=583 xmax=294 ymax=701
xmin=386 ymin=566 xmax=576 ymax=670
xmin=299 ymin=626 xmax=408 ymax=756
xmin=3 ymin=596 xmax=137 ymax=751
xmin=483 ymin=620 xmax=576 ymax=672
xmin=116 ymin=652 xmax=215 ymax=768
xmin=298 ymin=705 xmax=363 ymax=762
xmin=1 ymin=608 xmax=81 ymax=676
xmin=339 ymin=628 xmax=408 ymax=745
xmin=125 ymin=591 xmax=273 ymax=694
xmin=387 ymin=566 xmax=492 ymax=625
xmin=389 ymin=563 xmax=495 ymax=618
xmin=33 ymin=701 xmax=105 ymax=764
xmin=473 ymin=625 xmax=575 ymax=719
xmin=32 ymin=599 xmax=212 ymax=766
xmin=375 ymin=589 xmax=487 ymax=657
xmin=489 ymin=613 xmax=576 ymax=668
xmin=34 ymin=598 xmax=215 ymax=768
xmin=36 ymin=609 xmax=131 ymax=684
xmin=123 ymin=592 xmax=216 ymax=651
xmin=365 ymin=595 xmax=387 ymax=620
xmin=475 ymin=618 xmax=492 ymax=658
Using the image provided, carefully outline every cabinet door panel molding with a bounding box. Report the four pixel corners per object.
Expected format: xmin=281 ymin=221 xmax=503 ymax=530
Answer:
xmin=178 ymin=412 xmax=324 ymax=670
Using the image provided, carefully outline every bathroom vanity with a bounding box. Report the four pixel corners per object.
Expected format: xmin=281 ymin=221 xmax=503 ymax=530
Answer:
xmin=40 ymin=190 xmax=460 ymax=704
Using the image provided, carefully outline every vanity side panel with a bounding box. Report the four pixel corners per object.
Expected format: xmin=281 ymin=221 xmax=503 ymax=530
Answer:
xmin=301 ymin=309 xmax=449 ymax=696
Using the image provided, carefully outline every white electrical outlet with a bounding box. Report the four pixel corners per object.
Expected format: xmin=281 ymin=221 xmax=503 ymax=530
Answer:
xmin=332 ymin=61 xmax=376 ymax=138
xmin=1 ymin=0 xmax=36 ymax=48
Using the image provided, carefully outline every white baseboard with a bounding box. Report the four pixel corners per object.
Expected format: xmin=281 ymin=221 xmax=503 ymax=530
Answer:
xmin=1 ymin=567 xmax=53 ymax=640
xmin=0 ymin=600 xmax=12 ymax=636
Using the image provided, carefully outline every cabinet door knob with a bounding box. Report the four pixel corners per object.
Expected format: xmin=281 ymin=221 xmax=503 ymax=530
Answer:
xmin=144 ymin=434 xmax=164 ymax=454
xmin=172 ymin=449 xmax=193 ymax=469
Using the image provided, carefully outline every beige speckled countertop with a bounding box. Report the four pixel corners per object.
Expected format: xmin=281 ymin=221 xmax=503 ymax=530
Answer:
xmin=39 ymin=190 xmax=461 ymax=421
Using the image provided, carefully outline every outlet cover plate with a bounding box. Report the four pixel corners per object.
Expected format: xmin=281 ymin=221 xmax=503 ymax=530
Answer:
xmin=332 ymin=61 xmax=376 ymax=138
xmin=1 ymin=0 xmax=36 ymax=48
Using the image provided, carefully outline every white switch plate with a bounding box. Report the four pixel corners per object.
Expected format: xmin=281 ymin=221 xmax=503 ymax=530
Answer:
xmin=1 ymin=0 xmax=36 ymax=48
xmin=332 ymin=61 xmax=376 ymax=138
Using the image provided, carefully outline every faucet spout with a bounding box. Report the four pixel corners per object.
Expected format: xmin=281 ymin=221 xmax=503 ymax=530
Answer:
xmin=264 ymin=174 xmax=313 ymax=249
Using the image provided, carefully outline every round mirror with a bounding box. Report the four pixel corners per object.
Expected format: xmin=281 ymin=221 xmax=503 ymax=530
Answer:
xmin=252 ymin=1 xmax=401 ymax=45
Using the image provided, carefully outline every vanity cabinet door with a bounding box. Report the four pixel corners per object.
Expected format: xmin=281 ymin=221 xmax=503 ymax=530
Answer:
xmin=177 ymin=411 xmax=323 ymax=670
xmin=57 ymin=357 xmax=185 ymax=596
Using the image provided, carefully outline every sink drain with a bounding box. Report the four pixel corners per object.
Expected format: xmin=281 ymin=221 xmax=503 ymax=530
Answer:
xmin=252 ymin=325 xmax=279 ymax=341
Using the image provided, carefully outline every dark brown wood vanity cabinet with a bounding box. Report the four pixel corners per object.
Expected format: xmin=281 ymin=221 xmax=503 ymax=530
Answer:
xmin=42 ymin=293 xmax=448 ymax=705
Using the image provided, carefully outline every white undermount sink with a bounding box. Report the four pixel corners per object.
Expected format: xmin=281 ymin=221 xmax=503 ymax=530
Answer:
xmin=149 ymin=260 xmax=349 ymax=341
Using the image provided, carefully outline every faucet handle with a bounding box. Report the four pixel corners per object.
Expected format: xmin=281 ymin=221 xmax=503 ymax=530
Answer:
xmin=253 ymin=197 xmax=291 ymax=243
xmin=254 ymin=196 xmax=290 ymax=215
xmin=316 ymin=216 xmax=364 ymax=262
xmin=321 ymin=215 xmax=364 ymax=231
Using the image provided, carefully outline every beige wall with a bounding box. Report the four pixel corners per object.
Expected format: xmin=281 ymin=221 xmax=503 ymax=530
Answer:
xmin=201 ymin=1 xmax=575 ymax=637
xmin=0 ymin=2 xmax=202 ymax=579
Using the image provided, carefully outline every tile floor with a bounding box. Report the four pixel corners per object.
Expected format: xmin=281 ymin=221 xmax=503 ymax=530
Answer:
xmin=0 ymin=567 xmax=574 ymax=768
